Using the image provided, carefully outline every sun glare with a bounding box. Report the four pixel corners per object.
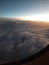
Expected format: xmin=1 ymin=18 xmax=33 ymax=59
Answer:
xmin=20 ymin=14 xmax=49 ymax=22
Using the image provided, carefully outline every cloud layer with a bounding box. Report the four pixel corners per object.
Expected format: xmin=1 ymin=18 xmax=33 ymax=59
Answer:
xmin=0 ymin=21 xmax=49 ymax=63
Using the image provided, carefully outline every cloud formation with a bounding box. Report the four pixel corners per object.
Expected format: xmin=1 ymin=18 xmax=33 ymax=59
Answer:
xmin=0 ymin=21 xmax=49 ymax=63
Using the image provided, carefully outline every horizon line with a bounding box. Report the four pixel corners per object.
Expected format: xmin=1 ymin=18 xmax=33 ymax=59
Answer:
xmin=0 ymin=17 xmax=49 ymax=23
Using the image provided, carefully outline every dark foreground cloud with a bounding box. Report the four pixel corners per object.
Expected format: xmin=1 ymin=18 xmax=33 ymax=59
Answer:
xmin=0 ymin=21 xmax=49 ymax=63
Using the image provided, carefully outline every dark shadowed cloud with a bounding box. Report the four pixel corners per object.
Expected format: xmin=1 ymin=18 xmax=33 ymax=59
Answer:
xmin=0 ymin=21 xmax=49 ymax=63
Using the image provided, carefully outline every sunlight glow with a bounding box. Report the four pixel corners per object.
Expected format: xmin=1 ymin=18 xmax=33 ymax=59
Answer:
xmin=20 ymin=13 xmax=49 ymax=22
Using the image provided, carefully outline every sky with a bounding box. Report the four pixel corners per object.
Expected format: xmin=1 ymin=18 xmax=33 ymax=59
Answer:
xmin=0 ymin=0 xmax=49 ymax=21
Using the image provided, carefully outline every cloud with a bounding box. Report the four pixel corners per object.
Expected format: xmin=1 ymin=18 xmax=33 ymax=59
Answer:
xmin=44 ymin=29 xmax=49 ymax=38
xmin=0 ymin=21 xmax=49 ymax=63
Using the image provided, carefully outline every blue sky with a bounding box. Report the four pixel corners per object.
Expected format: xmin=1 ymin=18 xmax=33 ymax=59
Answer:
xmin=0 ymin=0 xmax=49 ymax=20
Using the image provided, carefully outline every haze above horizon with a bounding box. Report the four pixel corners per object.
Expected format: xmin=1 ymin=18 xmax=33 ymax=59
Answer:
xmin=0 ymin=0 xmax=49 ymax=22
